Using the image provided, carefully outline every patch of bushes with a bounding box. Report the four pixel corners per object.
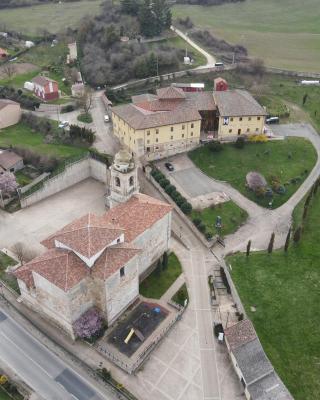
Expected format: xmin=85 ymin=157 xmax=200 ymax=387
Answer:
xmin=12 ymin=147 xmax=59 ymax=173
xmin=248 ymin=134 xmax=268 ymax=143
xmin=0 ymin=85 xmax=40 ymax=110
xmin=208 ymin=140 xmax=223 ymax=152
xmin=77 ymin=112 xmax=93 ymax=124
xmin=69 ymin=124 xmax=96 ymax=145
xmin=151 ymin=167 xmax=192 ymax=215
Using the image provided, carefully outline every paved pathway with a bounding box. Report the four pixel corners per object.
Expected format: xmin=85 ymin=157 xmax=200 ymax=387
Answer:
xmin=171 ymin=26 xmax=216 ymax=68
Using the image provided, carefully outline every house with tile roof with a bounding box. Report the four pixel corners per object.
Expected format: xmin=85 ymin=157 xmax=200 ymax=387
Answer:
xmin=224 ymin=319 xmax=293 ymax=400
xmin=111 ymin=85 xmax=266 ymax=160
xmin=31 ymin=75 xmax=59 ymax=101
xmin=14 ymin=194 xmax=172 ymax=338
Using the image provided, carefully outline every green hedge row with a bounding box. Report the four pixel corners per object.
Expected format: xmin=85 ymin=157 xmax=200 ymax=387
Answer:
xmin=151 ymin=168 xmax=192 ymax=215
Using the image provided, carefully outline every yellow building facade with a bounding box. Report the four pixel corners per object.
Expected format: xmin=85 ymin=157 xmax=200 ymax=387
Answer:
xmin=217 ymin=115 xmax=265 ymax=137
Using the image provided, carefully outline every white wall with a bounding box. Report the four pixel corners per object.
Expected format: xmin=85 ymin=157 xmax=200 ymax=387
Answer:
xmin=20 ymin=157 xmax=108 ymax=208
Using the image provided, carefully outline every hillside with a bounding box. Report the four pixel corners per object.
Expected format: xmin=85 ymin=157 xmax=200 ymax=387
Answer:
xmin=173 ymin=0 xmax=320 ymax=72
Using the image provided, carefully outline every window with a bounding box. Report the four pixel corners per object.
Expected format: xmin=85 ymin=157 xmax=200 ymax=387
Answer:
xmin=156 ymin=129 xmax=159 ymax=134
xmin=229 ymin=129 xmax=232 ymax=133
xmin=156 ymin=138 xmax=158 ymax=143
xmin=247 ymin=128 xmax=250 ymax=132
xmin=171 ymin=136 xmax=173 ymax=140
xmin=120 ymin=267 xmax=125 ymax=277
xmin=115 ymin=177 xmax=120 ymax=187
xmin=248 ymin=117 xmax=252 ymax=121
xmin=182 ymin=134 xmax=184 ymax=138
xmin=117 ymin=238 xmax=121 ymax=243
xmin=256 ymin=128 xmax=259 ymax=132
xmin=239 ymin=117 xmax=243 ymax=121
xmin=190 ymin=132 xmax=193 ymax=136
xmin=230 ymin=117 xmax=234 ymax=122
xmin=147 ymin=139 xmax=150 ymax=144
xmin=182 ymin=125 xmax=185 ymax=130
xmin=191 ymin=123 xmax=194 ymax=128
xmin=257 ymin=117 xmax=261 ymax=120
xmin=10 ymin=168 xmax=14 ymax=172
xmin=146 ymin=147 xmax=150 ymax=152
xmin=147 ymin=131 xmax=150 ymax=136
xmin=129 ymin=176 xmax=134 ymax=186
xmin=170 ymin=127 xmax=174 ymax=132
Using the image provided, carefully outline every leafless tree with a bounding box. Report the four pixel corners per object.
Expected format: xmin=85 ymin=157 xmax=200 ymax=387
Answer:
xmin=2 ymin=63 xmax=16 ymax=79
xmin=12 ymin=242 xmax=36 ymax=265
xmin=77 ymin=87 xmax=93 ymax=114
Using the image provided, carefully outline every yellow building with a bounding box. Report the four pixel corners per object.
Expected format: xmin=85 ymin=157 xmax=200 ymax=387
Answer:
xmin=111 ymin=86 xmax=215 ymax=160
xmin=111 ymin=86 xmax=266 ymax=160
xmin=213 ymin=90 xmax=266 ymax=138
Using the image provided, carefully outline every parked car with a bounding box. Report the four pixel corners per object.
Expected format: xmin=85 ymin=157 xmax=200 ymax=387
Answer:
xmin=266 ymin=116 xmax=279 ymax=124
xmin=165 ymin=162 xmax=174 ymax=171
xmin=104 ymin=114 xmax=110 ymax=123
xmin=214 ymin=62 xmax=224 ymax=67
xmin=58 ymin=121 xmax=69 ymax=128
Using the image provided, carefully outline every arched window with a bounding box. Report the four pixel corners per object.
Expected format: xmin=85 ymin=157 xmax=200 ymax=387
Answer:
xmin=115 ymin=177 xmax=120 ymax=187
xmin=129 ymin=176 xmax=134 ymax=186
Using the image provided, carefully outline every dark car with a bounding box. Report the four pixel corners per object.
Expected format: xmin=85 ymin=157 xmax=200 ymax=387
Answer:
xmin=165 ymin=162 xmax=174 ymax=171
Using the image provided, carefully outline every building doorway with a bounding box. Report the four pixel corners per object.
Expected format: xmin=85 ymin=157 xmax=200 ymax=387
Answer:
xmin=238 ymin=129 xmax=241 ymax=135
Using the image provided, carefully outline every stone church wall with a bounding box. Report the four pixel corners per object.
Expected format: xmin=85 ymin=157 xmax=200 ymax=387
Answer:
xmin=133 ymin=213 xmax=171 ymax=278
xmin=105 ymin=256 xmax=139 ymax=325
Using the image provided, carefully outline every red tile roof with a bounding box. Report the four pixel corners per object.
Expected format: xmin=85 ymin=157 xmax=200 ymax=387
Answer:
xmin=156 ymin=86 xmax=186 ymax=99
xmin=0 ymin=150 xmax=23 ymax=170
xmin=32 ymin=75 xmax=57 ymax=87
xmin=15 ymin=194 xmax=172 ymax=292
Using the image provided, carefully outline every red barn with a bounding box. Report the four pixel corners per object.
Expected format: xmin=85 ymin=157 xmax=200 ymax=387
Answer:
xmin=214 ymin=77 xmax=228 ymax=91
xmin=32 ymin=75 xmax=59 ymax=101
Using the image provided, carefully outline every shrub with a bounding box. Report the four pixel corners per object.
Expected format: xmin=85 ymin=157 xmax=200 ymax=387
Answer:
xmin=235 ymin=136 xmax=245 ymax=149
xmin=254 ymin=186 xmax=267 ymax=198
xmin=170 ymin=190 xmax=180 ymax=201
xmin=193 ymin=217 xmax=201 ymax=226
xmin=176 ymin=196 xmax=186 ymax=207
xmin=208 ymin=141 xmax=223 ymax=152
xmin=205 ymin=231 xmax=213 ymax=240
xmin=159 ymin=178 xmax=170 ymax=188
xmin=180 ymin=201 xmax=192 ymax=214
xmin=77 ymin=113 xmax=93 ymax=123
xmin=198 ymin=222 xmax=206 ymax=233
xmin=165 ymin=184 xmax=176 ymax=195
xmin=248 ymin=134 xmax=268 ymax=143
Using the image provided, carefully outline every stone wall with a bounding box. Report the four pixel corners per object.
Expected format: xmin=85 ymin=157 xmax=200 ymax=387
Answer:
xmin=133 ymin=213 xmax=171 ymax=277
xmin=20 ymin=157 xmax=108 ymax=208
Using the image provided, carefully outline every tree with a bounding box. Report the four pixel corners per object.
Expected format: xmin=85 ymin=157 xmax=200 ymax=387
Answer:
xmin=121 ymin=0 xmax=140 ymax=16
xmin=0 ymin=172 xmax=17 ymax=197
xmin=2 ymin=63 xmax=16 ymax=79
xmin=156 ymin=260 xmax=162 ymax=276
xmin=77 ymin=87 xmax=93 ymax=114
xmin=246 ymin=240 xmax=251 ymax=257
xmin=162 ymin=251 xmax=168 ymax=270
xmin=302 ymin=93 xmax=308 ymax=106
xmin=12 ymin=242 xmax=36 ymax=265
xmin=73 ymin=308 xmax=104 ymax=339
xmin=267 ymin=232 xmax=275 ymax=254
xmin=293 ymin=226 xmax=302 ymax=243
xmin=139 ymin=0 xmax=157 ymax=37
xmin=102 ymin=24 xmax=120 ymax=48
xmin=284 ymin=228 xmax=291 ymax=252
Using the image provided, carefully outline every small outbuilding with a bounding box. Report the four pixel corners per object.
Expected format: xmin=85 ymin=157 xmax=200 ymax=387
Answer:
xmin=32 ymin=75 xmax=59 ymax=101
xmin=0 ymin=150 xmax=24 ymax=173
xmin=0 ymin=99 xmax=21 ymax=129
xmin=214 ymin=77 xmax=228 ymax=91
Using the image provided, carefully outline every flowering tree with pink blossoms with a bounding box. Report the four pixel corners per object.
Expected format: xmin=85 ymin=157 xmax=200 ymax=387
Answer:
xmin=73 ymin=308 xmax=105 ymax=340
xmin=0 ymin=172 xmax=18 ymax=197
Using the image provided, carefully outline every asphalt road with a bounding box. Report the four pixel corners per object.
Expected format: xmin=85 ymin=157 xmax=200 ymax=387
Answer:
xmin=0 ymin=309 xmax=106 ymax=400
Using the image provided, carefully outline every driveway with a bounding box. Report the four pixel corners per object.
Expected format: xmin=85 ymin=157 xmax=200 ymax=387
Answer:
xmin=0 ymin=179 xmax=106 ymax=253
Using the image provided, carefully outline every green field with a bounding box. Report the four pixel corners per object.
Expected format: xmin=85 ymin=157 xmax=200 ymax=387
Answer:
xmin=191 ymin=201 xmax=248 ymax=237
xmin=189 ymin=138 xmax=317 ymax=208
xmin=227 ymin=187 xmax=320 ymax=399
xmin=0 ymin=0 xmax=103 ymax=35
xmin=0 ymin=123 xmax=87 ymax=159
xmin=140 ymin=253 xmax=182 ymax=299
xmin=0 ymin=387 xmax=13 ymax=400
xmin=173 ymin=0 xmax=320 ymax=72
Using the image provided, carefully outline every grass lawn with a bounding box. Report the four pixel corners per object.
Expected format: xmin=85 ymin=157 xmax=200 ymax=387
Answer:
xmin=227 ymin=189 xmax=320 ymax=400
xmin=165 ymin=36 xmax=207 ymax=68
xmin=189 ymin=138 xmax=317 ymax=208
xmin=15 ymin=170 xmax=32 ymax=187
xmin=172 ymin=283 xmax=189 ymax=306
xmin=191 ymin=201 xmax=248 ymax=237
xmin=77 ymin=113 xmax=93 ymax=124
xmin=0 ymin=251 xmax=19 ymax=293
xmin=0 ymin=0 xmax=103 ymax=35
xmin=140 ymin=253 xmax=182 ymax=299
xmin=0 ymin=123 xmax=88 ymax=159
xmin=19 ymin=43 xmax=68 ymax=68
xmin=173 ymin=0 xmax=320 ymax=72
xmin=0 ymin=387 xmax=13 ymax=400
xmin=0 ymin=70 xmax=40 ymax=88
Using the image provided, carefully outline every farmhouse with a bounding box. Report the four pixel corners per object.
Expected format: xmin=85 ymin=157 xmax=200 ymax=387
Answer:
xmin=111 ymin=85 xmax=266 ymax=160
xmin=32 ymin=75 xmax=59 ymax=101
xmin=0 ymin=99 xmax=21 ymax=129
xmin=224 ymin=319 xmax=293 ymax=400
xmin=14 ymin=193 xmax=172 ymax=339
xmin=0 ymin=150 xmax=23 ymax=173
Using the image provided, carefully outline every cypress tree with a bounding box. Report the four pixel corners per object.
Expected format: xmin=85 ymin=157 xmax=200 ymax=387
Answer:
xmin=284 ymin=228 xmax=291 ymax=252
xmin=246 ymin=240 xmax=251 ymax=257
xmin=268 ymin=232 xmax=275 ymax=254
xmin=293 ymin=226 xmax=302 ymax=243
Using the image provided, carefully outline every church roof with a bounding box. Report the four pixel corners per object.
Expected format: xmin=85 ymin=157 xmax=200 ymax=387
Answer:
xmin=15 ymin=194 xmax=172 ymax=292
